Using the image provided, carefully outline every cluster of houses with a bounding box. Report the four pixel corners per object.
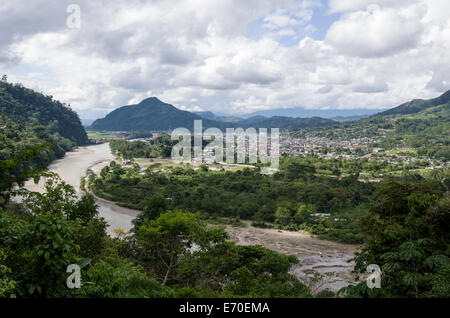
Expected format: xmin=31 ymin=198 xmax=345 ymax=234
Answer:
xmin=279 ymin=133 xmax=379 ymax=159
xmin=279 ymin=132 xmax=449 ymax=170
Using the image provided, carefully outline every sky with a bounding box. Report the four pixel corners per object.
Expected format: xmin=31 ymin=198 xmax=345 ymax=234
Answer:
xmin=1 ymin=0 xmax=450 ymax=119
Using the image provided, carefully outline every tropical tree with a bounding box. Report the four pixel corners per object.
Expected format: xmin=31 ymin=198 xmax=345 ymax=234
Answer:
xmin=136 ymin=210 xmax=228 ymax=285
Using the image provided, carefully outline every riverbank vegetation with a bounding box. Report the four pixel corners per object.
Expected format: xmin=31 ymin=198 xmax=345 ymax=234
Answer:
xmin=88 ymin=158 xmax=378 ymax=244
xmin=110 ymin=136 xmax=177 ymax=159
xmin=87 ymin=157 xmax=450 ymax=297
xmin=0 ymin=173 xmax=311 ymax=298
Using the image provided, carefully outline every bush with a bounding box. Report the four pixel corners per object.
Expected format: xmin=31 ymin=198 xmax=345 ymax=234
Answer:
xmin=76 ymin=258 xmax=174 ymax=298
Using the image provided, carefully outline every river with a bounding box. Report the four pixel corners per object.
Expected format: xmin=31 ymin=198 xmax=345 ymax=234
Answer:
xmin=25 ymin=143 xmax=136 ymax=234
xmin=24 ymin=143 xmax=359 ymax=293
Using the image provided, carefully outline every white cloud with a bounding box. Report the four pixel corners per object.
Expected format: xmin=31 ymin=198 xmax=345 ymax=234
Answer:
xmin=263 ymin=5 xmax=315 ymax=29
xmin=328 ymin=0 xmax=420 ymax=13
xmin=352 ymin=78 xmax=389 ymax=94
xmin=1 ymin=0 xmax=450 ymax=118
xmin=325 ymin=4 xmax=427 ymax=57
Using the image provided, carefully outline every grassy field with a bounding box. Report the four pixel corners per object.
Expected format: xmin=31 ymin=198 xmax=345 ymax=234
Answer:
xmin=385 ymin=148 xmax=418 ymax=155
xmin=129 ymin=157 xmax=255 ymax=172
xmin=87 ymin=131 xmax=123 ymax=140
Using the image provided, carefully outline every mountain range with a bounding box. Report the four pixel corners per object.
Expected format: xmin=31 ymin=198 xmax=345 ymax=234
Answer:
xmin=90 ymin=98 xmax=336 ymax=131
xmin=237 ymin=107 xmax=382 ymax=119
xmin=89 ymin=90 xmax=450 ymax=132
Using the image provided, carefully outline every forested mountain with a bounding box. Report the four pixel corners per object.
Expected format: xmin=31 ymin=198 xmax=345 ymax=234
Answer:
xmin=90 ymin=97 xmax=226 ymax=131
xmin=0 ymin=78 xmax=88 ymax=201
xmin=378 ymin=90 xmax=450 ymax=116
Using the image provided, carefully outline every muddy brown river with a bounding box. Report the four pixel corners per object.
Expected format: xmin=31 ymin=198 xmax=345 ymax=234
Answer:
xmin=25 ymin=143 xmax=137 ymax=233
xmin=24 ymin=143 xmax=359 ymax=293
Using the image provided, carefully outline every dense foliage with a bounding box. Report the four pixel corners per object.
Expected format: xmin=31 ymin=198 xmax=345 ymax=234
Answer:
xmin=110 ymin=136 xmax=178 ymax=159
xmin=0 ymin=79 xmax=87 ymax=145
xmin=1 ymin=79 xmax=448 ymax=298
xmin=0 ymin=174 xmax=311 ymax=298
xmin=90 ymin=156 xmax=450 ymax=298
xmin=89 ymin=156 xmax=377 ymax=244
xmin=345 ymin=175 xmax=450 ymax=298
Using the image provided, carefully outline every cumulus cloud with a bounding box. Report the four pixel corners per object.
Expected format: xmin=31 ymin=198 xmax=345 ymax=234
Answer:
xmin=426 ymin=67 xmax=450 ymax=92
xmin=328 ymin=0 xmax=420 ymax=13
xmin=317 ymin=85 xmax=333 ymax=94
xmin=1 ymin=0 xmax=450 ymax=117
xmin=352 ymin=79 xmax=389 ymax=94
xmin=325 ymin=4 xmax=427 ymax=58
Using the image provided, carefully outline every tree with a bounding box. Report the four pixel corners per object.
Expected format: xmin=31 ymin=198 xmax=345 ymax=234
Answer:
xmin=69 ymin=217 xmax=107 ymax=258
xmin=67 ymin=194 xmax=99 ymax=224
xmin=177 ymin=242 xmax=310 ymax=297
xmin=351 ymin=180 xmax=450 ymax=298
xmin=132 ymin=194 xmax=167 ymax=231
xmin=0 ymin=143 xmax=49 ymax=206
xmin=75 ymin=255 xmax=174 ymax=298
xmin=283 ymin=162 xmax=316 ymax=182
xmin=24 ymin=214 xmax=79 ymax=296
xmin=381 ymin=239 xmax=448 ymax=298
xmin=23 ymin=174 xmax=77 ymax=217
xmin=275 ymin=206 xmax=292 ymax=226
xmin=0 ymin=248 xmax=16 ymax=298
xmin=294 ymin=203 xmax=315 ymax=224
xmin=136 ymin=210 xmax=227 ymax=285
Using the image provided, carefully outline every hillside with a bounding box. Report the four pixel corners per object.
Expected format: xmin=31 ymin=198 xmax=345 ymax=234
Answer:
xmin=0 ymin=79 xmax=88 ymax=195
xmin=0 ymin=81 xmax=87 ymax=145
xmin=373 ymin=90 xmax=449 ymax=160
xmin=302 ymin=90 xmax=449 ymax=161
xmin=90 ymin=97 xmax=226 ymax=131
xmin=378 ymin=90 xmax=450 ymax=116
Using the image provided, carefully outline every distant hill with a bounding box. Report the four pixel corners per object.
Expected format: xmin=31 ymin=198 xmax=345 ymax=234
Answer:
xmin=235 ymin=116 xmax=268 ymax=126
xmin=90 ymin=97 xmax=226 ymax=131
xmin=331 ymin=115 xmax=370 ymax=122
xmin=240 ymin=107 xmax=381 ymax=119
xmin=238 ymin=116 xmax=335 ymax=130
xmin=377 ymin=90 xmax=450 ymax=116
xmin=193 ymin=111 xmax=243 ymax=123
